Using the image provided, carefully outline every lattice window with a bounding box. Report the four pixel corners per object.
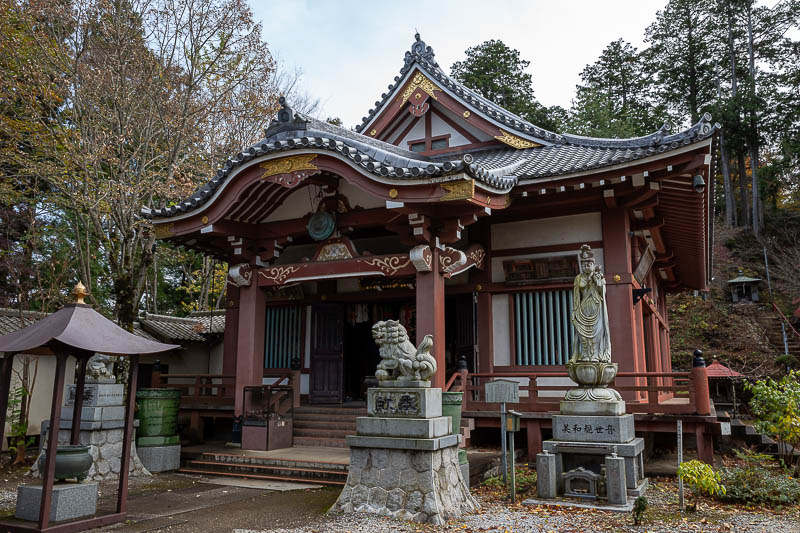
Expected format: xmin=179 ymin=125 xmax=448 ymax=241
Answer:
xmin=264 ymin=306 xmax=304 ymax=368
xmin=513 ymin=289 xmax=573 ymax=366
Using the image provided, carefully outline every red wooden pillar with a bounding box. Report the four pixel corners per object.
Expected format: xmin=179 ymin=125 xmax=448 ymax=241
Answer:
xmin=602 ymin=207 xmax=643 ymax=401
xmin=234 ymin=277 xmax=266 ymax=416
xmin=223 ymin=285 xmax=240 ymax=376
xmin=525 ymin=419 xmax=542 ymax=462
xmin=476 ymin=292 xmax=493 ymax=375
xmin=417 ymin=247 xmax=446 ymax=389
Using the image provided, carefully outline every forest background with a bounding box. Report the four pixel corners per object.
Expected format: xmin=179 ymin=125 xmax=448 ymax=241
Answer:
xmin=1 ymin=0 xmax=798 ymax=329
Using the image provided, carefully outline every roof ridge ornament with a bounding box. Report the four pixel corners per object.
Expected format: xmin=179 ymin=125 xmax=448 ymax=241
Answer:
xmin=265 ymin=95 xmax=309 ymax=136
xmin=72 ymin=281 xmax=88 ymax=304
xmin=405 ymin=32 xmax=437 ymax=67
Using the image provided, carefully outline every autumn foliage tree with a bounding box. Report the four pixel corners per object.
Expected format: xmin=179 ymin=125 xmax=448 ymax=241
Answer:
xmin=1 ymin=0 xmax=279 ymax=326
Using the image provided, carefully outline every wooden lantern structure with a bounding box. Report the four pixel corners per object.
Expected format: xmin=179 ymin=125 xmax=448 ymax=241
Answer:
xmin=0 ymin=283 xmax=177 ymax=532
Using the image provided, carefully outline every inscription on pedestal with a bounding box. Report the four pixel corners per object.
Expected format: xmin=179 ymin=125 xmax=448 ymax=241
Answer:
xmin=66 ymin=384 xmax=124 ymax=407
xmin=373 ymin=391 xmax=420 ymax=416
xmin=367 ymin=387 xmax=441 ymax=419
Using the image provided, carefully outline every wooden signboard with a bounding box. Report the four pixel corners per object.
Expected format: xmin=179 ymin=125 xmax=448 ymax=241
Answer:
xmin=502 ymin=255 xmax=579 ymax=285
xmin=633 ymin=246 xmax=656 ymax=284
xmin=485 ymin=379 xmax=520 ymax=404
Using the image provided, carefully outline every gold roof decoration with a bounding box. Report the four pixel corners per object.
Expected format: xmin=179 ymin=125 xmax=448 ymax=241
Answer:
xmin=494 ymin=129 xmax=542 ymax=149
xmin=72 ymin=281 xmax=88 ymax=304
xmin=399 ymin=72 xmax=441 ymax=105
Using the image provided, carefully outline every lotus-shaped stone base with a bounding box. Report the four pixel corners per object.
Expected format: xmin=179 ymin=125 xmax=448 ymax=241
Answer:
xmin=562 ymin=360 xmax=625 ymax=415
xmin=566 ymin=360 xmax=617 ymax=386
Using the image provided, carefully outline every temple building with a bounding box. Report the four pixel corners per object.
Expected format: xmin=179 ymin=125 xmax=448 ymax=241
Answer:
xmin=144 ymin=34 xmax=719 ymax=462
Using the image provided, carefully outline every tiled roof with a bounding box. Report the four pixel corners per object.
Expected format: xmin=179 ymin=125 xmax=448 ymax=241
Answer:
xmin=706 ymin=359 xmax=743 ymax=378
xmin=0 ymin=308 xmax=165 ymax=345
xmin=0 ymin=308 xmax=48 ymax=336
xmin=139 ymin=311 xmax=225 ymax=342
xmin=142 ymin=34 xmax=719 ymax=221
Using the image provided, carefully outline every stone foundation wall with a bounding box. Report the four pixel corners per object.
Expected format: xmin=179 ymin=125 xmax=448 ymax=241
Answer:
xmin=333 ymin=445 xmax=477 ymax=525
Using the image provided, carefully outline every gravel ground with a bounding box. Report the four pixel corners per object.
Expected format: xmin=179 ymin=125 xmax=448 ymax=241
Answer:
xmin=241 ymin=477 xmax=800 ymax=533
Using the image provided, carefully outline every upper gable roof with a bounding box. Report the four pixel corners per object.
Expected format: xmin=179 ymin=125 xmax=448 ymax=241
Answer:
xmin=356 ymin=34 xmax=560 ymax=147
xmin=356 ymin=34 xmax=718 ymax=152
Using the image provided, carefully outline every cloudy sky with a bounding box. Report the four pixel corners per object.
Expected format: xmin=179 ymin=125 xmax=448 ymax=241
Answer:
xmin=250 ymin=1 xmax=665 ymax=128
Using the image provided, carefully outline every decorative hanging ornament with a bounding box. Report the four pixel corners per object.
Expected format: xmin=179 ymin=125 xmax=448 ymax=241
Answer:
xmin=307 ymin=211 xmax=336 ymax=241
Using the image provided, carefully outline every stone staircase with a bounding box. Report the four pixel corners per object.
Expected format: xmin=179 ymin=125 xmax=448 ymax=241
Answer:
xmin=292 ymin=405 xmax=367 ymax=448
xmin=756 ymin=313 xmax=800 ymax=358
xmin=180 ymin=450 xmax=348 ymax=485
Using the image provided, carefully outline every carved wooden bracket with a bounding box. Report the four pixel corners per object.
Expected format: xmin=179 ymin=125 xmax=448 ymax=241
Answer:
xmin=410 ymin=245 xmax=433 ymax=271
xmin=438 ymin=246 xmax=467 ymax=276
xmin=441 ymin=244 xmax=486 ymax=278
xmin=228 ymin=263 xmax=253 ymax=287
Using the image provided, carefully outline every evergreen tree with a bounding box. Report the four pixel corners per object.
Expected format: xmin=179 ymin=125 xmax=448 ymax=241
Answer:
xmin=569 ymin=39 xmax=666 ymax=138
xmin=450 ymin=39 xmax=563 ymax=132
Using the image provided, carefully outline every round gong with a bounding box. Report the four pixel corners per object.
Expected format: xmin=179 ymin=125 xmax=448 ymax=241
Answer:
xmin=307 ymin=211 xmax=335 ymax=241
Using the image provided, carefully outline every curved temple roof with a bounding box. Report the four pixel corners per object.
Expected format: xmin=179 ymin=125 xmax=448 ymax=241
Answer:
xmin=143 ymin=34 xmax=719 ymax=221
xmin=0 ymin=303 xmax=178 ymax=356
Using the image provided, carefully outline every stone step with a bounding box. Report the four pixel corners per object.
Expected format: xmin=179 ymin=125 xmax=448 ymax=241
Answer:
xmin=199 ymin=452 xmax=348 ymax=471
xmin=179 ymin=467 xmax=346 ymax=486
xmin=292 ymin=418 xmax=357 ymax=429
xmin=187 ymin=460 xmax=347 ymax=481
xmin=294 ymin=407 xmax=367 ymax=416
xmin=292 ymin=436 xmax=348 ymax=448
xmin=293 ymin=427 xmax=352 ymax=439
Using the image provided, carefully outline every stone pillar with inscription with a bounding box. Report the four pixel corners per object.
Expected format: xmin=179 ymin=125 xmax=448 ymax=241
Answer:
xmin=332 ymin=320 xmax=478 ymax=525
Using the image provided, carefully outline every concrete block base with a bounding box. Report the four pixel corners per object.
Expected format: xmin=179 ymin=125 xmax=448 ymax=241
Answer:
xmin=16 ymin=483 xmax=98 ymax=522
xmin=137 ymin=445 xmax=180 ymax=473
xmin=356 ymin=416 xmax=451 ymax=439
xmin=138 ymin=435 xmax=180 ymax=447
xmin=559 ymin=399 xmax=626 ymax=416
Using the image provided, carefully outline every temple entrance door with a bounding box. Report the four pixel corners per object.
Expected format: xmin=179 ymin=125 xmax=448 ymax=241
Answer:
xmin=310 ymin=303 xmax=344 ymax=404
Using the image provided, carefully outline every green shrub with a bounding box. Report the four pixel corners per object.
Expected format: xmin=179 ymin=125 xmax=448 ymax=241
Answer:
xmin=632 ymin=495 xmax=647 ymax=525
xmin=678 ymin=460 xmax=726 ymax=511
xmin=717 ymin=450 xmax=800 ymax=506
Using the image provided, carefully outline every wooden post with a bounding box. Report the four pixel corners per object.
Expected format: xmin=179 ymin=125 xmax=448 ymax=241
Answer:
xmin=602 ymin=208 xmax=644 ymax=401
xmin=151 ymin=362 xmax=162 ymax=388
xmin=118 ymin=354 xmax=138 ymax=514
xmin=692 ymin=351 xmax=711 ymax=416
xmin=416 ymin=247 xmax=446 ymax=389
xmin=677 ymin=419 xmax=684 ymax=512
xmin=71 ymin=355 xmax=89 ymax=445
xmin=0 ymin=353 xmax=16 ymax=445
xmin=223 ymin=285 xmax=240 ymax=376
xmin=39 ymin=351 xmax=67 ymax=530
xmin=234 ymin=279 xmax=266 ymax=416
xmin=525 ymin=419 xmax=542 ymax=462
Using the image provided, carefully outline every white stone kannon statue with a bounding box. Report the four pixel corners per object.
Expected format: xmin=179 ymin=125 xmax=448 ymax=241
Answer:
xmin=562 ymin=244 xmax=624 ymax=415
xmin=571 ymin=244 xmax=611 ymax=363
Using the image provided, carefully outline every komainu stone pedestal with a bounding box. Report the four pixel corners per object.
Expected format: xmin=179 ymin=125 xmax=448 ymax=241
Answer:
xmin=332 ymin=387 xmax=478 ymax=524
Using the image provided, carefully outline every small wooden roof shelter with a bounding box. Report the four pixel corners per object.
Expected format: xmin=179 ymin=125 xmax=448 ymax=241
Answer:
xmin=0 ymin=283 xmax=177 ymax=532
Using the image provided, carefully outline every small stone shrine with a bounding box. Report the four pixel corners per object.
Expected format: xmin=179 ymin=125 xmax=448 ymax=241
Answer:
xmin=530 ymin=245 xmax=647 ymax=510
xmin=332 ymin=320 xmax=478 ymax=524
xmin=36 ymin=354 xmax=149 ymax=481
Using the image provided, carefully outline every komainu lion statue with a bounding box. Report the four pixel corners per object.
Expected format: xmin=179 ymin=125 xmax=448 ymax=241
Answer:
xmin=372 ymin=320 xmax=436 ymax=383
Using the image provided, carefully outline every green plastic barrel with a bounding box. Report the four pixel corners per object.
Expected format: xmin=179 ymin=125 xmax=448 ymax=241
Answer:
xmin=135 ymin=388 xmax=181 ymax=438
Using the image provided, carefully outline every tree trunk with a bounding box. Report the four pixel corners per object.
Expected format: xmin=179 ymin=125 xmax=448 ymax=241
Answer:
xmin=746 ymin=2 xmax=761 ymax=238
xmin=737 ymin=150 xmax=750 ymax=228
xmin=716 ymin=71 xmax=736 ymax=227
